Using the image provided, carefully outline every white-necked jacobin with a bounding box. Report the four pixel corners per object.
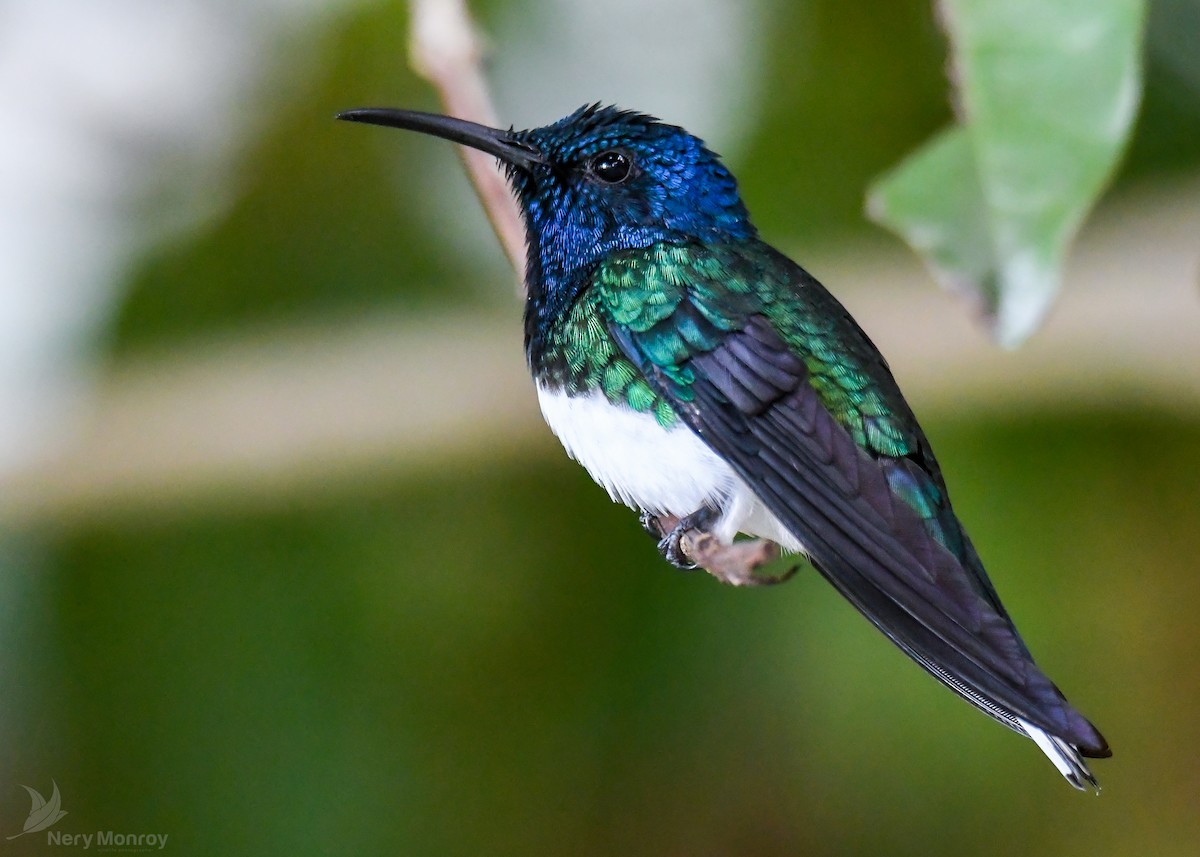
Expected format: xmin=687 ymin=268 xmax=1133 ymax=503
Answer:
xmin=337 ymin=103 xmax=1110 ymax=789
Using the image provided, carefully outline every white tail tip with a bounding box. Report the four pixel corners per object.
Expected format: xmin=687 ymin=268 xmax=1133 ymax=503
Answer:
xmin=1018 ymin=718 xmax=1100 ymax=792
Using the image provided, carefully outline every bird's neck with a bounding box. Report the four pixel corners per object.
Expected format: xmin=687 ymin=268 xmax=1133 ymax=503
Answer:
xmin=520 ymin=216 xmax=668 ymax=375
xmin=522 ymin=250 xmax=600 ymax=384
xmin=518 ymin=205 xmax=758 ymax=381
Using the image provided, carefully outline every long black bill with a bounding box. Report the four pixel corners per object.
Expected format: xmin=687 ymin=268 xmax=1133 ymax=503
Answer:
xmin=336 ymin=108 xmax=544 ymax=171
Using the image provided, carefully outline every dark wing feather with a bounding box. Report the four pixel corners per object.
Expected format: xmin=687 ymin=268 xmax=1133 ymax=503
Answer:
xmin=609 ymin=306 xmax=1109 ymax=756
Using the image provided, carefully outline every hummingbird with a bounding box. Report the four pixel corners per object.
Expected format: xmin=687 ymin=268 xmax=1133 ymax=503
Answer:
xmin=337 ymin=103 xmax=1110 ymax=789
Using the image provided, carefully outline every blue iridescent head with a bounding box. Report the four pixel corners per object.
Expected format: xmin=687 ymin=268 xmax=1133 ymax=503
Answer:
xmin=507 ymin=104 xmax=755 ymax=276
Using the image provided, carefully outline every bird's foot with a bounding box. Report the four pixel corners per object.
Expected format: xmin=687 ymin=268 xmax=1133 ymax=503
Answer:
xmin=640 ymin=509 xmax=798 ymax=586
xmin=644 ymin=506 xmax=718 ymax=569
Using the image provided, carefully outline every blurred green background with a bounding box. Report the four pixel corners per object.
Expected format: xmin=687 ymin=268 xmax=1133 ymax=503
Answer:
xmin=2 ymin=0 xmax=1199 ymax=855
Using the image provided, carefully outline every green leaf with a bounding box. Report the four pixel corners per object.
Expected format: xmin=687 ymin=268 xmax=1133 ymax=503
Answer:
xmin=868 ymin=128 xmax=997 ymax=311
xmin=868 ymin=0 xmax=1145 ymax=346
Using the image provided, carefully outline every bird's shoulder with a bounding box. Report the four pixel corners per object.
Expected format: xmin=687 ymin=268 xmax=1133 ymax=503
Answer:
xmin=591 ymin=240 xmax=920 ymax=457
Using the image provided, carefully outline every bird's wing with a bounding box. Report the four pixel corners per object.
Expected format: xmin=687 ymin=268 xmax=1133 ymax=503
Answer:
xmin=594 ymin=241 xmax=1107 ymax=754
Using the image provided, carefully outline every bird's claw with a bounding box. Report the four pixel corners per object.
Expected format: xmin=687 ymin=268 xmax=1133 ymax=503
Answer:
xmin=643 ymin=507 xmax=717 ymax=570
xmin=659 ymin=530 xmax=696 ymax=569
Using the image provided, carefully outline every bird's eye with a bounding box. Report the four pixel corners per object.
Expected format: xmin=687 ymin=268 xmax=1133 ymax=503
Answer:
xmin=590 ymin=150 xmax=632 ymax=184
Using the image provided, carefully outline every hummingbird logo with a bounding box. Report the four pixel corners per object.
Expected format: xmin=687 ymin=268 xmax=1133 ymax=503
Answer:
xmin=7 ymin=780 xmax=67 ymax=839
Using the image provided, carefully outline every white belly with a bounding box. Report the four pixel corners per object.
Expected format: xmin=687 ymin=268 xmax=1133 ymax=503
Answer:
xmin=536 ymin=385 xmax=804 ymax=551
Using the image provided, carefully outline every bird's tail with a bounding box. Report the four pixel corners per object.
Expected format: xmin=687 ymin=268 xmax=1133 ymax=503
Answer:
xmin=906 ymin=647 xmax=1108 ymax=791
xmin=1018 ymin=719 xmax=1100 ymax=792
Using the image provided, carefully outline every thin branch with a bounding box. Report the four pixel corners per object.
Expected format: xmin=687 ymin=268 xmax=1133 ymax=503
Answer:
xmin=408 ymin=0 xmax=527 ymax=285
xmin=650 ymin=515 xmax=796 ymax=588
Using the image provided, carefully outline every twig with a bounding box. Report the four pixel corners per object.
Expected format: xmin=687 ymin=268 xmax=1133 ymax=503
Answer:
xmin=651 ymin=515 xmax=795 ymax=588
xmin=408 ymin=0 xmax=527 ymax=285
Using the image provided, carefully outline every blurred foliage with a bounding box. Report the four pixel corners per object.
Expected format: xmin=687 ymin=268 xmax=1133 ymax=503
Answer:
xmin=8 ymin=412 xmax=1200 ymax=855
xmin=870 ymin=0 xmax=1145 ymax=346
xmin=5 ymin=0 xmax=1200 ymax=855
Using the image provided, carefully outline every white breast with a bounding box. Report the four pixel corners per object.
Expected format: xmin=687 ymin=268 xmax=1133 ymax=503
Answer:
xmin=535 ymin=385 xmax=804 ymax=552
